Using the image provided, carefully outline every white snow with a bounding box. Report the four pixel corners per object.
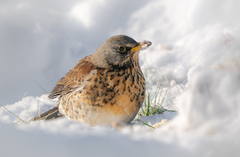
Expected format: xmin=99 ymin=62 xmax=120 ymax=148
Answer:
xmin=1 ymin=0 xmax=240 ymax=156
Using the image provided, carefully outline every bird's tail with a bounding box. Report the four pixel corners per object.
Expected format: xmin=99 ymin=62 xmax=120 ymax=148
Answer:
xmin=31 ymin=105 xmax=63 ymax=121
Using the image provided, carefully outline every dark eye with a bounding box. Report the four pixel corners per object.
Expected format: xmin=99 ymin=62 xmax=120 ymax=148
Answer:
xmin=117 ymin=46 xmax=126 ymax=53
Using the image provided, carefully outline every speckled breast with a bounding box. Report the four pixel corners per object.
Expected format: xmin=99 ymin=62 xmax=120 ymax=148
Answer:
xmin=59 ymin=66 xmax=145 ymax=126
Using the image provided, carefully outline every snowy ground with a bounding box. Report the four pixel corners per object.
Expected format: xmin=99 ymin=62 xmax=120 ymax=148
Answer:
xmin=1 ymin=0 xmax=240 ymax=156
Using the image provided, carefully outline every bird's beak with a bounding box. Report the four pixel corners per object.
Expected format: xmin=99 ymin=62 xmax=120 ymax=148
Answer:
xmin=131 ymin=40 xmax=152 ymax=52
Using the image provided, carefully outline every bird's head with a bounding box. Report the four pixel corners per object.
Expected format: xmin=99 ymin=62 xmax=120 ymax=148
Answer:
xmin=92 ymin=35 xmax=152 ymax=68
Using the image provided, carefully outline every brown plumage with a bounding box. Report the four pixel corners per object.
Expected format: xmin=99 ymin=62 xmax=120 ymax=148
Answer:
xmin=32 ymin=35 xmax=152 ymax=125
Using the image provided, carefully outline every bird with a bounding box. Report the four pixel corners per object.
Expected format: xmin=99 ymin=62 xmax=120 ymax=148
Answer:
xmin=32 ymin=35 xmax=152 ymax=126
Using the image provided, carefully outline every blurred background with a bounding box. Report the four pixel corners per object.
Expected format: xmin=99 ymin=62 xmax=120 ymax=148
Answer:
xmin=0 ymin=0 xmax=239 ymax=105
xmin=0 ymin=0 xmax=149 ymax=104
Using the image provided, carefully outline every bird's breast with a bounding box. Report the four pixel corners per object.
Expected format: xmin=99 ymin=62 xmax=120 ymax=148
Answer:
xmin=59 ymin=67 xmax=145 ymax=125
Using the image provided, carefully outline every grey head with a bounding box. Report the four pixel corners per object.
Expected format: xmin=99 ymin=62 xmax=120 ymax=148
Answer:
xmin=91 ymin=35 xmax=151 ymax=68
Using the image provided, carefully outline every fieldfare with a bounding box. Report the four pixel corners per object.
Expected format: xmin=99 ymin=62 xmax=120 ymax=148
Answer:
xmin=32 ymin=35 xmax=152 ymax=126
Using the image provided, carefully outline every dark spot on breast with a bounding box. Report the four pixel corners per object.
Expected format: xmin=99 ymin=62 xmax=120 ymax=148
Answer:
xmin=94 ymin=77 xmax=98 ymax=82
xmin=123 ymin=84 xmax=126 ymax=93
xmin=104 ymin=91 xmax=108 ymax=96
xmin=123 ymin=74 xmax=130 ymax=83
xmin=128 ymin=86 xmax=131 ymax=93
xmin=138 ymin=88 xmax=141 ymax=92
xmin=108 ymin=88 xmax=114 ymax=93
xmin=99 ymin=71 xmax=104 ymax=76
xmin=104 ymin=83 xmax=109 ymax=87
xmin=108 ymin=69 xmax=115 ymax=73
xmin=136 ymin=75 xmax=139 ymax=83
xmin=130 ymin=82 xmax=134 ymax=87
xmin=129 ymin=75 xmax=134 ymax=84
xmin=111 ymin=97 xmax=117 ymax=104
xmin=118 ymin=70 xmax=125 ymax=76
xmin=136 ymin=94 xmax=139 ymax=101
xmin=103 ymin=98 xmax=109 ymax=104
xmin=116 ymin=79 xmax=120 ymax=86
xmin=110 ymin=74 xmax=115 ymax=80
xmin=97 ymin=91 xmax=102 ymax=97
xmin=105 ymin=71 xmax=109 ymax=77
xmin=93 ymin=103 xmax=103 ymax=107
xmin=108 ymin=94 xmax=114 ymax=100
xmin=97 ymin=103 xmax=103 ymax=107
xmin=130 ymin=97 xmax=134 ymax=102
xmin=93 ymin=84 xmax=98 ymax=88
xmin=99 ymin=77 xmax=103 ymax=84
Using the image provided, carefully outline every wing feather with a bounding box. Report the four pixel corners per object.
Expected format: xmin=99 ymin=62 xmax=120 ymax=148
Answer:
xmin=48 ymin=55 xmax=97 ymax=99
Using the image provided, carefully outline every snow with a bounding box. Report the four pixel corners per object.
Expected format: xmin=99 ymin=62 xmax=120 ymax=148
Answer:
xmin=1 ymin=0 xmax=240 ymax=156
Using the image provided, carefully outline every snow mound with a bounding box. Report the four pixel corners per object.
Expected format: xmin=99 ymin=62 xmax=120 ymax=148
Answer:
xmin=0 ymin=94 xmax=56 ymax=123
xmin=1 ymin=55 xmax=240 ymax=156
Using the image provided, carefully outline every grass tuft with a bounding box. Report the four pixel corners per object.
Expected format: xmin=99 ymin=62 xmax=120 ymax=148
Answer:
xmin=138 ymin=79 xmax=179 ymax=117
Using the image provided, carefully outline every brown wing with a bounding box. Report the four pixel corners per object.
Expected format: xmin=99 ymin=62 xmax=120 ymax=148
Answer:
xmin=48 ymin=55 xmax=97 ymax=99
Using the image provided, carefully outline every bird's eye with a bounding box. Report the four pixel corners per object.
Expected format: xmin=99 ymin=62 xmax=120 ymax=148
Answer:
xmin=117 ymin=46 xmax=126 ymax=52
